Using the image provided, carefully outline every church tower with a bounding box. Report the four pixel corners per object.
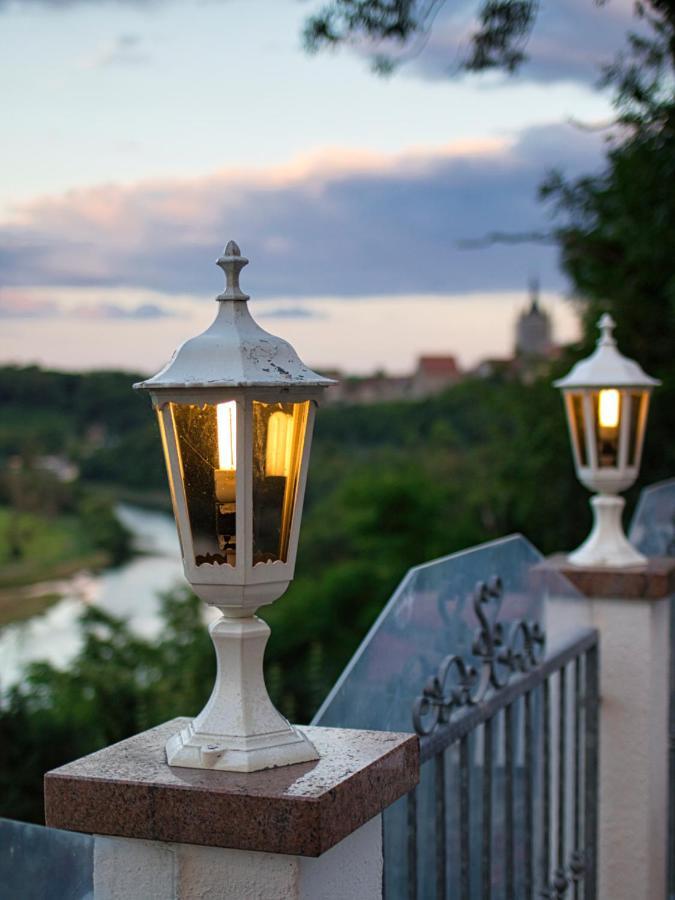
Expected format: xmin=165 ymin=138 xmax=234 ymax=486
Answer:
xmin=515 ymin=278 xmax=552 ymax=357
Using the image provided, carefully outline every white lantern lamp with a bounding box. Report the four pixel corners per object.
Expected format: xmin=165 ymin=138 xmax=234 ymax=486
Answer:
xmin=134 ymin=241 xmax=334 ymax=771
xmin=554 ymin=313 xmax=660 ymax=567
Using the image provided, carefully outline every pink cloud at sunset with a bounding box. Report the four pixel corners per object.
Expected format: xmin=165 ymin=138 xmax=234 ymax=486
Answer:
xmin=0 ymin=122 xmax=603 ymax=305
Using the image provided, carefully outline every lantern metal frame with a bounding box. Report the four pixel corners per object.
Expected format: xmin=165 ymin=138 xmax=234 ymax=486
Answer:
xmin=554 ymin=314 xmax=660 ymax=568
xmin=155 ymin=388 xmax=319 ymax=612
xmin=135 ymin=241 xmax=335 ymax=772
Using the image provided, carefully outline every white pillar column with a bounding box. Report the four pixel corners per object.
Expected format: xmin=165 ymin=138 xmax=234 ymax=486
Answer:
xmin=93 ymin=815 xmax=383 ymax=900
xmin=590 ymin=594 xmax=669 ymax=900
xmin=544 ymin=556 xmax=674 ymax=900
xmin=46 ymin=721 xmax=418 ymax=900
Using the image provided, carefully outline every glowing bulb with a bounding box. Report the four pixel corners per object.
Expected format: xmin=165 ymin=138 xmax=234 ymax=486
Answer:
xmin=217 ymin=401 xmax=237 ymax=471
xmin=598 ymin=389 xmax=620 ymax=429
xmin=266 ymin=411 xmax=293 ymax=477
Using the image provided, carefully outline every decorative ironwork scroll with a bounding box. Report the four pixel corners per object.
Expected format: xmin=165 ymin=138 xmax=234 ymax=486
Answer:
xmin=412 ymin=575 xmax=546 ymax=736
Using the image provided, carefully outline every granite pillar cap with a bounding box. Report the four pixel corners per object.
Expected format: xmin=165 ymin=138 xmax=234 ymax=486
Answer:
xmin=45 ymin=719 xmax=419 ymax=857
xmin=538 ymin=554 xmax=675 ymax=600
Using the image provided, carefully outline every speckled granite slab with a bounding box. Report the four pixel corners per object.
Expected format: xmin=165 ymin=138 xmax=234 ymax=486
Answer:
xmin=542 ymin=554 xmax=675 ymax=599
xmin=44 ymin=719 xmax=419 ymax=857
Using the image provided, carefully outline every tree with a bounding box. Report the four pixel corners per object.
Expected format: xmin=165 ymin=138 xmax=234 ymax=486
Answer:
xmin=0 ymin=592 xmax=213 ymax=824
xmin=77 ymin=495 xmax=133 ymax=565
xmin=303 ymin=1 xmax=675 ymax=79
xmin=304 ymin=1 xmax=675 ymax=388
xmin=304 ymin=0 xmax=540 ymax=75
xmin=541 ymin=1 xmax=675 ymax=370
xmin=538 ymin=2 xmax=675 ymax=480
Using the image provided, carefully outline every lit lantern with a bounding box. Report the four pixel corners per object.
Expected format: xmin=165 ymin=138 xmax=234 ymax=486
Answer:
xmin=134 ymin=241 xmax=334 ymax=771
xmin=554 ymin=314 xmax=660 ymax=567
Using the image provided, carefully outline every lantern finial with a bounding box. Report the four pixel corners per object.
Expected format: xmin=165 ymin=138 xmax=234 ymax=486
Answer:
xmin=598 ymin=313 xmax=616 ymax=347
xmin=216 ymin=240 xmax=250 ymax=301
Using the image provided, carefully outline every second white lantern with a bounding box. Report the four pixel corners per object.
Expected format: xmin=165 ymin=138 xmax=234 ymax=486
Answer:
xmin=554 ymin=314 xmax=659 ymax=567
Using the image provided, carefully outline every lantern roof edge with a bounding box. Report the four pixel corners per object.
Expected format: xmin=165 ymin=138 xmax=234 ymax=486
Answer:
xmin=554 ymin=314 xmax=660 ymax=390
xmin=133 ymin=242 xmax=337 ymax=392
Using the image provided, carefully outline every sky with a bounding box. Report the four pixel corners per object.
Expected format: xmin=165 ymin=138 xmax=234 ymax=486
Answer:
xmin=0 ymin=0 xmax=632 ymax=375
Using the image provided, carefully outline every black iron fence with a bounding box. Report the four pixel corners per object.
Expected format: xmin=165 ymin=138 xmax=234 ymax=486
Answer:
xmin=390 ymin=577 xmax=599 ymax=900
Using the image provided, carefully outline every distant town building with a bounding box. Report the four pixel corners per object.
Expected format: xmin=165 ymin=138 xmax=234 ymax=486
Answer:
xmin=37 ymin=455 xmax=80 ymax=483
xmin=410 ymin=356 xmax=461 ymax=398
xmin=84 ymin=423 xmax=107 ymax=449
xmin=472 ymin=358 xmax=517 ymax=381
xmin=6 ymin=454 xmax=80 ymax=483
xmin=515 ymin=279 xmax=552 ymax=358
xmin=322 ymin=371 xmax=408 ymax=405
xmin=322 ymin=355 xmax=462 ymax=405
xmin=322 ymin=282 xmax=558 ymax=403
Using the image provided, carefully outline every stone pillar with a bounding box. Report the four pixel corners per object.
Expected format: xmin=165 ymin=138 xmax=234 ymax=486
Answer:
xmin=543 ymin=556 xmax=674 ymax=900
xmin=44 ymin=719 xmax=419 ymax=900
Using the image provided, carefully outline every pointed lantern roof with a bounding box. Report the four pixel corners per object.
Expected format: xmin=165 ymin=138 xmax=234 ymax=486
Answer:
xmin=134 ymin=241 xmax=335 ymax=392
xmin=554 ymin=314 xmax=660 ymax=390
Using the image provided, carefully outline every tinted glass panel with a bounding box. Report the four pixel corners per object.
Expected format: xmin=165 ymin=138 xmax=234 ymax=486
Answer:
xmin=252 ymin=401 xmax=309 ymax=564
xmin=569 ymin=393 xmax=587 ymax=467
xmin=628 ymin=391 xmax=647 ymax=466
xmin=0 ymin=818 xmax=93 ymax=900
xmin=168 ymin=403 xmax=237 ymax=566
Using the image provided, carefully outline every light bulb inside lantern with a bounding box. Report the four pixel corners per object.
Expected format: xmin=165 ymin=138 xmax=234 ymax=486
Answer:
xmin=266 ymin=410 xmax=294 ymax=477
xmin=214 ymin=401 xmax=236 ymax=504
xmin=217 ymin=401 xmax=237 ymax=471
xmin=598 ymin=389 xmax=620 ymax=429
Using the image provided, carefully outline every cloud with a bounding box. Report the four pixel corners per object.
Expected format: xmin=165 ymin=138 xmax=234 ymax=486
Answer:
xmin=348 ymin=0 xmax=639 ymax=88
xmin=517 ymin=0 xmax=636 ymax=85
xmin=0 ymin=292 xmax=57 ymax=318
xmin=83 ymin=34 xmax=150 ymax=69
xmin=0 ymin=0 xmax=156 ymax=8
xmin=0 ymin=122 xmax=604 ymax=301
xmin=257 ymin=305 xmax=328 ymax=320
xmin=0 ymin=289 xmax=174 ymax=319
xmin=75 ymin=303 xmax=174 ymax=319
xmin=1 ymin=0 xmax=639 ymax=88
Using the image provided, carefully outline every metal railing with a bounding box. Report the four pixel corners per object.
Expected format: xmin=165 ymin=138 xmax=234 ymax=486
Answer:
xmin=397 ymin=577 xmax=599 ymax=900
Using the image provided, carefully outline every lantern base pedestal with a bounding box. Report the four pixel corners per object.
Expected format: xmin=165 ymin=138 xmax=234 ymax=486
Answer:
xmin=568 ymin=494 xmax=646 ymax=568
xmin=165 ymin=613 xmax=319 ymax=773
xmin=165 ymin=720 xmax=319 ymax=773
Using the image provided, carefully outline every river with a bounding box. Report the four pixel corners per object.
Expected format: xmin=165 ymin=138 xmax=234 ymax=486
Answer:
xmin=0 ymin=505 xmax=194 ymax=687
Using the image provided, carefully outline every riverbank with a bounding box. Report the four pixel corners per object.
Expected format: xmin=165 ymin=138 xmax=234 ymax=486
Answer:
xmin=0 ymin=506 xmax=109 ymax=584
xmin=0 ymin=589 xmax=62 ymax=628
xmin=0 ymin=549 xmax=110 ymax=591
xmin=0 ymin=504 xmax=183 ymax=687
xmin=0 ymin=493 xmax=135 ymax=628
xmin=81 ymin=482 xmax=172 ymax=514
xmin=0 ymin=548 xmax=110 ymax=626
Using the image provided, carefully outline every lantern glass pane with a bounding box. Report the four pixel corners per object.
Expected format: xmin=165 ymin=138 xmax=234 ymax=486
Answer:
xmin=167 ymin=402 xmax=237 ymax=567
xmin=252 ymin=400 xmax=310 ymax=564
xmin=569 ymin=393 xmax=588 ymax=467
xmin=628 ymin=390 xmax=649 ymax=466
xmin=593 ymin=389 xmax=621 ymax=468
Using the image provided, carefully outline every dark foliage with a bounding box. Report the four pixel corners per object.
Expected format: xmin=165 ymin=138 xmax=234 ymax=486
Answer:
xmin=305 ymin=0 xmax=551 ymax=75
